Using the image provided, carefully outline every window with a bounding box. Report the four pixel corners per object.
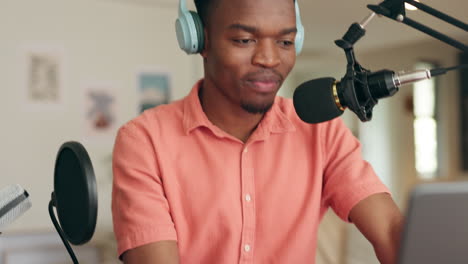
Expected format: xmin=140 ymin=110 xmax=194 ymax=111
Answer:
xmin=413 ymin=62 xmax=438 ymax=179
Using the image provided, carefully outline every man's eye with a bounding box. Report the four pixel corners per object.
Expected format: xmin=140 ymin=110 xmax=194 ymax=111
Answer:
xmin=234 ymin=39 xmax=255 ymax=45
xmin=280 ymin=40 xmax=294 ymax=47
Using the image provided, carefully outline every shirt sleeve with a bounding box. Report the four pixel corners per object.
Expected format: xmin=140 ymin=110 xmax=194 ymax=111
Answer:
xmin=112 ymin=122 xmax=177 ymax=258
xmin=321 ymin=118 xmax=391 ymax=222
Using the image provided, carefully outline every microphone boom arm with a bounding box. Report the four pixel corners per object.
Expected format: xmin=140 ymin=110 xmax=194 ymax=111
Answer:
xmin=367 ymin=0 xmax=468 ymax=52
xmin=333 ymin=0 xmax=467 ymax=122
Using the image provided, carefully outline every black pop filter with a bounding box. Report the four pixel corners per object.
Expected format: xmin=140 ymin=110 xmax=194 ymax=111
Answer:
xmin=49 ymin=141 xmax=98 ymax=264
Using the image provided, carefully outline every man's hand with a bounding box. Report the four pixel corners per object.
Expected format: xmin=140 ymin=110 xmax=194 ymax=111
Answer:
xmin=349 ymin=193 xmax=404 ymax=264
xmin=122 ymin=240 xmax=180 ymax=264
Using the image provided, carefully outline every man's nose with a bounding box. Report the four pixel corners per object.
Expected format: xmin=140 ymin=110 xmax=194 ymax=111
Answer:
xmin=252 ymin=40 xmax=281 ymax=68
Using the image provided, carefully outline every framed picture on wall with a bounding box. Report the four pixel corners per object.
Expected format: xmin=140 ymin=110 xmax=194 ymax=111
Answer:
xmin=82 ymin=82 xmax=118 ymax=145
xmin=21 ymin=45 xmax=65 ymax=109
xmin=137 ymin=69 xmax=171 ymax=114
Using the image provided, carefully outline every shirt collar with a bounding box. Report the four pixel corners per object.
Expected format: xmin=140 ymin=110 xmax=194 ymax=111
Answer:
xmin=183 ymin=79 xmax=296 ymax=139
xmin=183 ymin=79 xmax=222 ymax=136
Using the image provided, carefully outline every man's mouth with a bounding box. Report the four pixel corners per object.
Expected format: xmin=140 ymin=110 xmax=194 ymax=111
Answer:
xmin=244 ymin=73 xmax=282 ymax=93
xmin=246 ymin=80 xmax=280 ymax=93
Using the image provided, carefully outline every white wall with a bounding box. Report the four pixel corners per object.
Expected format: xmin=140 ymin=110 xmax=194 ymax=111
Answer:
xmin=0 ymin=0 xmax=202 ymax=245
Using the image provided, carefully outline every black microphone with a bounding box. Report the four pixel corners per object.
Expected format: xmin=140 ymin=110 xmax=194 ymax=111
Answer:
xmin=293 ymin=65 xmax=466 ymax=124
xmin=0 ymin=184 xmax=32 ymax=231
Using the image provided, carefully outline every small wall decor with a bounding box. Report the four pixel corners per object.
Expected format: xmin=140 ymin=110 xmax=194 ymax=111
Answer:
xmin=137 ymin=69 xmax=171 ymax=114
xmin=22 ymin=45 xmax=65 ymax=108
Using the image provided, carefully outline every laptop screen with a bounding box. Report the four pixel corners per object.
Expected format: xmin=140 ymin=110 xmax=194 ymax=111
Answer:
xmin=398 ymin=182 xmax=468 ymax=264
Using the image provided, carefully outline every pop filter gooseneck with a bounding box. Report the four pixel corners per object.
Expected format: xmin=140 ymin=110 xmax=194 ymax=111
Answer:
xmin=48 ymin=141 xmax=98 ymax=264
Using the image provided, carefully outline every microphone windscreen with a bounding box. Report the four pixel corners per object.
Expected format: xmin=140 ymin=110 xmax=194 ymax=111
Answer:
xmin=293 ymin=77 xmax=344 ymax=124
xmin=0 ymin=184 xmax=32 ymax=229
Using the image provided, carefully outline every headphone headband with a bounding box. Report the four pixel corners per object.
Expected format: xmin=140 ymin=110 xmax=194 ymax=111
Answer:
xmin=178 ymin=0 xmax=187 ymax=16
xmin=175 ymin=0 xmax=305 ymax=55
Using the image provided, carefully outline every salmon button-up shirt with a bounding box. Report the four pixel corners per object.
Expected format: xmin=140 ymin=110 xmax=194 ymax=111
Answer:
xmin=112 ymin=80 xmax=390 ymax=263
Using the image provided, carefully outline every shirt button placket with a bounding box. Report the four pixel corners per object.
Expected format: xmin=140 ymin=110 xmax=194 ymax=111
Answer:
xmin=240 ymin=145 xmax=255 ymax=263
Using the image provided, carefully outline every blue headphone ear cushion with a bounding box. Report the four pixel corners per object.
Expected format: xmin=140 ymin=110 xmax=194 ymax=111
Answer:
xmin=294 ymin=0 xmax=304 ymax=55
xmin=190 ymin=11 xmax=205 ymax=53
xmin=295 ymin=25 xmax=304 ymax=55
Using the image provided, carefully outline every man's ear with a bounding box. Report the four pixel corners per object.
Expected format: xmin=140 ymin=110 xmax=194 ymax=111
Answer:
xmin=200 ymin=28 xmax=209 ymax=58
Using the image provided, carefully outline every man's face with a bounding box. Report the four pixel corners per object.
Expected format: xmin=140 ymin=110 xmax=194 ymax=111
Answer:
xmin=202 ymin=0 xmax=297 ymax=114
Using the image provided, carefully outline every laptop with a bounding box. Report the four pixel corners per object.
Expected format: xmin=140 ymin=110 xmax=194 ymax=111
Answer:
xmin=398 ymin=181 xmax=468 ymax=264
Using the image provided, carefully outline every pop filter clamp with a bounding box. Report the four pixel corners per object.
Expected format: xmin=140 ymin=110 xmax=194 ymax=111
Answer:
xmin=333 ymin=0 xmax=468 ymax=122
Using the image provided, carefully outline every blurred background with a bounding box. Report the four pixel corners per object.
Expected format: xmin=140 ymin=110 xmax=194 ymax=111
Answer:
xmin=0 ymin=0 xmax=467 ymax=263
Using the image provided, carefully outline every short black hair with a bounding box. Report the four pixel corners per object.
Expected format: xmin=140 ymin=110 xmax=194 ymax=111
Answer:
xmin=194 ymin=0 xmax=295 ymax=27
xmin=193 ymin=0 xmax=215 ymax=27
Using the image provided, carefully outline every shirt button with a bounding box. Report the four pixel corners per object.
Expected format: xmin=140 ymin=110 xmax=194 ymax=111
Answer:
xmin=243 ymin=147 xmax=248 ymax=153
xmin=244 ymin=244 xmax=251 ymax=252
xmin=245 ymin=194 xmax=251 ymax=202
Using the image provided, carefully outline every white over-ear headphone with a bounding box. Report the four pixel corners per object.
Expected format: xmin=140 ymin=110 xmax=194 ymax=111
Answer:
xmin=175 ymin=0 xmax=305 ymax=55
